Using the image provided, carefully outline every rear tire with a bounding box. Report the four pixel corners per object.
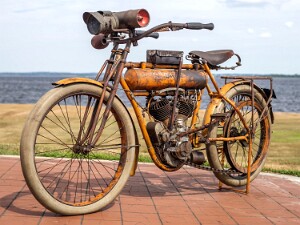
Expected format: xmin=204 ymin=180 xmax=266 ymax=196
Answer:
xmin=206 ymin=84 xmax=271 ymax=187
xmin=20 ymin=83 xmax=135 ymax=215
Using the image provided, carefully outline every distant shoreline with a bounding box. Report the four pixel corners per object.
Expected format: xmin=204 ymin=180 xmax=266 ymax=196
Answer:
xmin=0 ymin=103 xmax=299 ymax=114
xmin=0 ymin=72 xmax=299 ymax=78
xmin=0 ymin=72 xmax=96 ymax=77
xmin=1 ymin=74 xmax=300 ymax=113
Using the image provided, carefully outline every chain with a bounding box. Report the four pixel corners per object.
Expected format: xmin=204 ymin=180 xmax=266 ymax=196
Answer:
xmin=185 ymin=161 xmax=243 ymax=175
xmin=182 ymin=113 xmax=243 ymax=175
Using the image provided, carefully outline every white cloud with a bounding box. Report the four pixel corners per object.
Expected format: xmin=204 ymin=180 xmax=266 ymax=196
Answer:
xmin=285 ymin=21 xmax=294 ymax=28
xmin=260 ymin=32 xmax=272 ymax=38
xmin=219 ymin=0 xmax=284 ymax=8
xmin=247 ymin=28 xmax=255 ymax=34
xmin=281 ymin=0 xmax=300 ymax=11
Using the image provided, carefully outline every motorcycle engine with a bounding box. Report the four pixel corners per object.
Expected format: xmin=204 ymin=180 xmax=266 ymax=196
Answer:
xmin=146 ymin=90 xmax=197 ymax=168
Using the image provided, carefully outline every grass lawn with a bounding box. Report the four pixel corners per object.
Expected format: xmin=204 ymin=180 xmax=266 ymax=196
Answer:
xmin=0 ymin=103 xmax=299 ymax=176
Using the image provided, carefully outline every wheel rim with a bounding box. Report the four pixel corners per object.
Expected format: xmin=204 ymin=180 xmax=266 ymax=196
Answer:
xmin=224 ymin=97 xmax=270 ymax=174
xmin=33 ymin=92 xmax=128 ymax=206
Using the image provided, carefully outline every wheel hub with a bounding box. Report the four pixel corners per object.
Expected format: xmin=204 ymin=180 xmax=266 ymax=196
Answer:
xmin=73 ymin=144 xmax=93 ymax=155
xmin=230 ymin=127 xmax=249 ymax=147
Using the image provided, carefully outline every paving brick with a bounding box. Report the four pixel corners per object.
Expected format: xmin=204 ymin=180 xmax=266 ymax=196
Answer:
xmin=197 ymin=215 xmax=237 ymax=225
xmin=260 ymin=208 xmax=297 ymax=218
xmin=121 ymin=204 xmax=157 ymax=214
xmin=268 ymin=217 xmax=300 ymax=225
xmin=233 ymin=216 xmax=273 ymax=225
xmin=120 ymin=195 xmax=154 ymax=206
xmin=122 ymin=212 xmax=161 ymax=224
xmin=38 ymin=215 xmax=83 ymax=225
xmin=219 ymin=199 xmax=253 ymax=209
xmin=186 ymin=200 xmax=219 ymax=209
xmin=155 ymin=204 xmax=194 ymax=215
xmin=82 ymin=219 xmax=121 ymax=225
xmin=159 ymin=213 xmax=199 ymax=225
xmin=152 ymin=196 xmax=186 ymax=207
xmin=194 ymin=206 xmax=230 ymax=217
xmin=0 ymin=156 xmax=299 ymax=225
xmin=0 ymin=215 xmax=41 ymax=225
xmin=84 ymin=209 xmax=122 ymax=221
xmin=225 ymin=207 xmax=264 ymax=218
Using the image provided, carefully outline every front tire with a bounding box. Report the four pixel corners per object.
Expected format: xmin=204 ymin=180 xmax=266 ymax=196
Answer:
xmin=20 ymin=83 xmax=136 ymax=215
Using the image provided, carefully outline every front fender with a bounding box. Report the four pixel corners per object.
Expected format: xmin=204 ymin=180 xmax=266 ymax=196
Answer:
xmin=53 ymin=77 xmax=140 ymax=176
xmin=53 ymin=77 xmax=104 ymax=88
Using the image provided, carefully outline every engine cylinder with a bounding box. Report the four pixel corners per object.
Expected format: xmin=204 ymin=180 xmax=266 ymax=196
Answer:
xmin=178 ymin=100 xmax=194 ymax=118
xmin=149 ymin=98 xmax=171 ymax=121
xmin=124 ymin=69 xmax=208 ymax=91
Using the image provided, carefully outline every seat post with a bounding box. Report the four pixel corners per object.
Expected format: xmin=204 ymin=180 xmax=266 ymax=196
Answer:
xmin=203 ymin=63 xmax=221 ymax=95
xmin=168 ymin=56 xmax=183 ymax=130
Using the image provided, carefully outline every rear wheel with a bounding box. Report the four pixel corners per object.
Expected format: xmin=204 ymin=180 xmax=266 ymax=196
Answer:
xmin=206 ymin=84 xmax=271 ymax=187
xmin=20 ymin=83 xmax=135 ymax=215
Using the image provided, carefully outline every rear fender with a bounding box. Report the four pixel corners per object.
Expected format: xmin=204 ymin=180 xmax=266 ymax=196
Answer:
xmin=53 ymin=77 xmax=140 ymax=176
xmin=203 ymin=80 xmax=275 ymax=126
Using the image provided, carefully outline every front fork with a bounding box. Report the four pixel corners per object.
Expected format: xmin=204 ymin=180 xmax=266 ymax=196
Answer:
xmin=78 ymin=44 xmax=128 ymax=147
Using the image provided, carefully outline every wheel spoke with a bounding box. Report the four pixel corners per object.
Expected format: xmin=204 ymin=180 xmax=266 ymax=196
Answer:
xmin=38 ymin=126 xmax=73 ymax=151
xmin=23 ymin=89 xmax=131 ymax=208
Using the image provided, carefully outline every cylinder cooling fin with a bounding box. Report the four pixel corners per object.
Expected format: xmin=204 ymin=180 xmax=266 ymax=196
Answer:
xmin=178 ymin=100 xmax=194 ymax=118
xmin=148 ymin=96 xmax=196 ymax=122
xmin=149 ymin=98 xmax=171 ymax=121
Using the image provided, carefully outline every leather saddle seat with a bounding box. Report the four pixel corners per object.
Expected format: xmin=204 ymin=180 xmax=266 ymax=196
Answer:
xmin=189 ymin=50 xmax=234 ymax=66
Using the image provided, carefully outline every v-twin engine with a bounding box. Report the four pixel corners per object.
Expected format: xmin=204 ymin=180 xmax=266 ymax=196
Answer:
xmin=146 ymin=90 xmax=198 ymax=168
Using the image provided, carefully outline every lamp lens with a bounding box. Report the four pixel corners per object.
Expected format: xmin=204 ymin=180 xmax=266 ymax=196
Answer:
xmin=87 ymin=16 xmax=100 ymax=35
xmin=136 ymin=9 xmax=150 ymax=27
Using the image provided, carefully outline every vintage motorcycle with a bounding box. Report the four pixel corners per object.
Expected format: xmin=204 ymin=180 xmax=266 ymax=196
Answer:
xmin=20 ymin=9 xmax=275 ymax=215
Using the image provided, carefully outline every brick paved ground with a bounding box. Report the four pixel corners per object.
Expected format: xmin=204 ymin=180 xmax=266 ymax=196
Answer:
xmin=0 ymin=156 xmax=299 ymax=225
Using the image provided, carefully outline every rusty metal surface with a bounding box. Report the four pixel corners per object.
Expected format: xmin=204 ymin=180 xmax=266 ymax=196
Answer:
xmin=125 ymin=62 xmax=195 ymax=69
xmin=168 ymin=58 xmax=183 ymax=130
xmin=221 ymin=75 xmax=274 ymax=124
xmin=53 ymin=77 xmax=104 ymax=87
xmin=124 ymin=68 xmax=208 ymax=90
xmin=146 ymin=50 xmax=183 ymax=65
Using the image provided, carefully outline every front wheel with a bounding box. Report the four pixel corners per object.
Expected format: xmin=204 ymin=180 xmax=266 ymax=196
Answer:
xmin=20 ymin=83 xmax=136 ymax=215
xmin=206 ymin=84 xmax=271 ymax=187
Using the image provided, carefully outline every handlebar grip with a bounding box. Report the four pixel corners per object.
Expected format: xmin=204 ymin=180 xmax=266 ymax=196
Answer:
xmin=186 ymin=23 xmax=214 ymax=30
xmin=135 ymin=30 xmax=159 ymax=39
xmin=148 ymin=32 xmax=159 ymax=39
xmin=149 ymin=32 xmax=159 ymax=39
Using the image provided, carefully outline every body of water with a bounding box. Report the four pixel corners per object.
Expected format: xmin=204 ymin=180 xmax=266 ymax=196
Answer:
xmin=0 ymin=74 xmax=299 ymax=112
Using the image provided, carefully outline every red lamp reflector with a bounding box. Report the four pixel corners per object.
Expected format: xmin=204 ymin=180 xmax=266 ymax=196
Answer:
xmin=137 ymin=9 xmax=150 ymax=27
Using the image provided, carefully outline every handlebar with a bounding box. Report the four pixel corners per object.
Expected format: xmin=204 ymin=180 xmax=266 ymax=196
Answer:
xmin=117 ymin=21 xmax=214 ymax=44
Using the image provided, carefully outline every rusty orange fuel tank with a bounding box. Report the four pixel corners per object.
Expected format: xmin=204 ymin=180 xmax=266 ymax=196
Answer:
xmin=124 ymin=69 xmax=208 ymax=91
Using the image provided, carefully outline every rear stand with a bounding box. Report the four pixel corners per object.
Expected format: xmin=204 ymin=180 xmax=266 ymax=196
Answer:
xmin=218 ymin=76 xmax=273 ymax=194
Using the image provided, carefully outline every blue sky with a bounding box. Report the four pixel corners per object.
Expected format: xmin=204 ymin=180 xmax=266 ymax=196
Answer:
xmin=0 ymin=0 xmax=299 ymax=74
